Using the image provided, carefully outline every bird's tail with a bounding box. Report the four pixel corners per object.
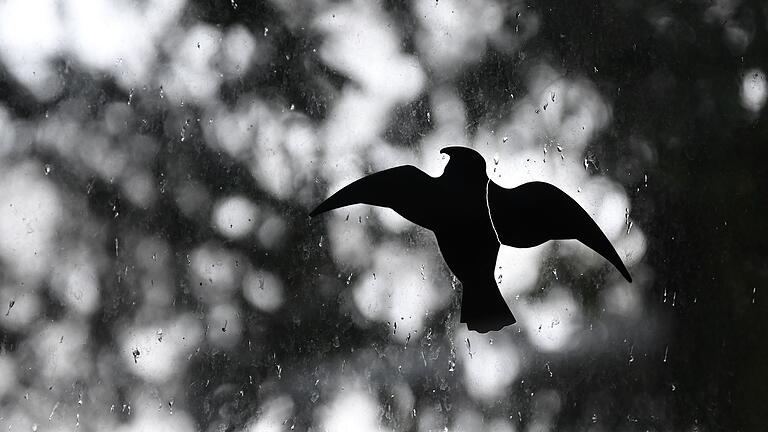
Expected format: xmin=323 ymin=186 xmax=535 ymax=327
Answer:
xmin=459 ymin=274 xmax=516 ymax=333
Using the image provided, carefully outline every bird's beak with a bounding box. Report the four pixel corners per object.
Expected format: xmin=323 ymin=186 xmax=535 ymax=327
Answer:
xmin=440 ymin=147 xmax=455 ymax=157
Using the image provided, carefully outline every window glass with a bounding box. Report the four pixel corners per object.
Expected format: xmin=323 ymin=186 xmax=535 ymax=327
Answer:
xmin=0 ymin=0 xmax=764 ymax=431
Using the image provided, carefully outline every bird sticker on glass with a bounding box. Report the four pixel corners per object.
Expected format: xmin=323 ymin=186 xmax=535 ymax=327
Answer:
xmin=311 ymin=146 xmax=631 ymax=333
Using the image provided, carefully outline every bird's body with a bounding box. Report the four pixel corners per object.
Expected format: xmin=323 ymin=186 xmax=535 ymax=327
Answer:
xmin=431 ymin=171 xmax=514 ymax=332
xmin=311 ymin=147 xmax=631 ymax=332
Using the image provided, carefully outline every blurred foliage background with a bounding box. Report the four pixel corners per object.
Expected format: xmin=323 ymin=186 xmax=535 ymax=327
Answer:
xmin=0 ymin=0 xmax=766 ymax=430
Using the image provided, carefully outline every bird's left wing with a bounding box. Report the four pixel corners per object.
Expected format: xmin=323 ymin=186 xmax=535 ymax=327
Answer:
xmin=488 ymin=181 xmax=632 ymax=282
xmin=310 ymin=166 xmax=439 ymax=231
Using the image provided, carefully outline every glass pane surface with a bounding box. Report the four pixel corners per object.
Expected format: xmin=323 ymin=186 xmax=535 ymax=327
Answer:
xmin=0 ymin=1 xmax=765 ymax=431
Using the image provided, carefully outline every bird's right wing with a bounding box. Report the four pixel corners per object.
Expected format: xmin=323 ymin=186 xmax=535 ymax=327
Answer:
xmin=310 ymin=166 xmax=439 ymax=231
xmin=488 ymin=181 xmax=632 ymax=282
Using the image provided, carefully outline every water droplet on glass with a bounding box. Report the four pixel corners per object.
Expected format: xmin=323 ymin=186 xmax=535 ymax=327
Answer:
xmin=624 ymin=208 xmax=632 ymax=234
xmin=180 ymin=118 xmax=190 ymax=142
xmin=43 ymin=164 xmax=52 ymax=175
xmin=49 ymin=401 xmax=60 ymax=421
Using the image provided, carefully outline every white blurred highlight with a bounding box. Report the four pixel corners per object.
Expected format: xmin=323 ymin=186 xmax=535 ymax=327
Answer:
xmin=496 ymin=244 xmax=550 ymax=298
xmin=318 ymin=388 xmax=388 ymax=432
xmin=213 ymin=195 xmax=259 ymax=239
xmin=163 ymin=24 xmax=222 ymax=104
xmin=0 ymin=287 xmax=41 ymax=331
xmin=189 ymin=244 xmax=242 ymax=301
xmin=352 ymin=242 xmax=446 ymax=341
xmin=115 ymin=392 xmax=195 ymax=432
xmin=121 ymin=315 xmax=202 ymax=383
xmin=122 ymin=169 xmax=158 ymax=209
xmin=327 ymin=211 xmax=374 ymax=269
xmin=741 ymin=68 xmax=767 ymax=114
xmin=603 ymin=280 xmax=642 ymax=320
xmin=453 ymin=409 xmax=484 ymax=432
xmin=0 ymin=0 xmax=186 ymax=99
xmin=458 ymin=330 xmax=522 ymax=403
xmin=0 ymin=161 xmax=62 ymax=285
xmin=207 ymin=303 xmax=242 ymax=348
xmin=243 ymin=269 xmax=285 ymax=313
xmin=49 ymin=250 xmax=101 ymax=316
xmin=415 ymin=0 xmax=504 ymax=74
xmin=257 ymin=213 xmax=287 ymax=250
xmin=315 ymin=3 xmax=424 ymax=101
xmin=0 ymin=0 xmax=64 ymax=99
xmin=31 ymin=320 xmax=89 ymax=381
xmin=0 ymin=355 xmax=18 ymax=398
xmin=316 ymin=1 xmax=424 ymax=187
xmin=221 ymin=25 xmax=258 ymax=78
xmin=518 ymin=286 xmax=582 ymax=352
xmin=246 ymin=395 xmax=295 ymax=432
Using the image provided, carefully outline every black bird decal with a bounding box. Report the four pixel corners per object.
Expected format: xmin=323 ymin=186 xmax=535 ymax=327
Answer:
xmin=311 ymin=146 xmax=632 ymax=333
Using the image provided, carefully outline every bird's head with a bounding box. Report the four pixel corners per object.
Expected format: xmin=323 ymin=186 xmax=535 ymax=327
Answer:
xmin=440 ymin=146 xmax=488 ymax=183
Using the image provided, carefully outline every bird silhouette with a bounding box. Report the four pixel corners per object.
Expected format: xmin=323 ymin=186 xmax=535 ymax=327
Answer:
xmin=311 ymin=146 xmax=632 ymax=333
